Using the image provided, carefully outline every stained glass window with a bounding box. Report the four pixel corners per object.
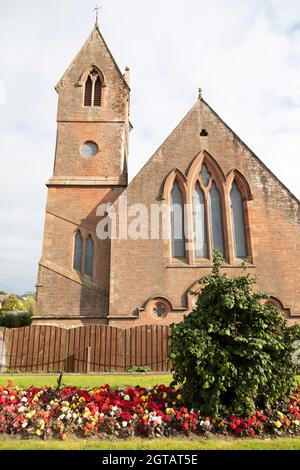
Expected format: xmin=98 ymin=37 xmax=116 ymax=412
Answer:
xmin=231 ymin=182 xmax=247 ymax=258
xmin=192 ymin=182 xmax=208 ymax=258
xmin=171 ymin=182 xmax=185 ymax=258
xmin=209 ymin=182 xmax=225 ymax=255
xmin=200 ymin=164 xmax=211 ymax=186
xmin=84 ymin=236 xmax=94 ymax=277
xmin=73 ymin=231 xmax=83 ymax=271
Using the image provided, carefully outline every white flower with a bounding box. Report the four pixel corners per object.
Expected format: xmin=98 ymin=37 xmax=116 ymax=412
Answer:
xmin=294 ymin=420 xmax=300 ymax=426
xmin=21 ymin=397 xmax=27 ymax=403
xmin=18 ymin=406 xmax=25 ymax=413
xmin=77 ymin=417 xmax=82 ymax=424
xmin=22 ymin=422 xmax=28 ymax=428
xmin=124 ymin=395 xmax=130 ymax=401
xmin=149 ymin=413 xmax=162 ymax=426
xmin=59 ymin=414 xmax=65 ymax=420
xmin=122 ymin=421 xmax=128 ymax=428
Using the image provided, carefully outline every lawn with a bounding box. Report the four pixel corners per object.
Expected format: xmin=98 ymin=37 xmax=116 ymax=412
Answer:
xmin=0 ymin=437 xmax=300 ymax=450
xmin=0 ymin=374 xmax=172 ymax=389
xmin=0 ymin=374 xmax=299 ymax=390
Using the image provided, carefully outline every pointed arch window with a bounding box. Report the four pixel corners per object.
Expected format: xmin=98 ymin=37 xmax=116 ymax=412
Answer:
xmin=209 ymin=182 xmax=225 ymax=255
xmin=84 ymin=235 xmax=94 ymax=277
xmin=191 ymin=162 xmax=225 ymax=259
xmin=171 ymin=181 xmax=185 ymax=259
xmin=230 ymin=182 xmax=247 ymax=258
xmin=84 ymin=68 xmax=103 ymax=107
xmin=73 ymin=231 xmax=83 ymax=271
xmin=192 ymin=182 xmax=208 ymax=258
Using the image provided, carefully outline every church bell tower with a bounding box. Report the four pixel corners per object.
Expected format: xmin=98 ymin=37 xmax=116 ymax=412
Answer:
xmin=35 ymin=17 xmax=131 ymax=326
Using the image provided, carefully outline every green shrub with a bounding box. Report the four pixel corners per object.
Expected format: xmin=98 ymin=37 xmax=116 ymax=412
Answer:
xmin=127 ymin=366 xmax=152 ymax=373
xmin=23 ymin=295 xmax=36 ymax=315
xmin=0 ymin=312 xmax=33 ymax=328
xmin=168 ymin=251 xmax=300 ymax=418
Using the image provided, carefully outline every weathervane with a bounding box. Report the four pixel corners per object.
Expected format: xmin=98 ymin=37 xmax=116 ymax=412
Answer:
xmin=94 ymin=5 xmax=101 ymax=26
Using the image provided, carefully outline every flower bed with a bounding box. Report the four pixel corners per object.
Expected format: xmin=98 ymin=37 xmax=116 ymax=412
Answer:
xmin=0 ymin=382 xmax=300 ymax=440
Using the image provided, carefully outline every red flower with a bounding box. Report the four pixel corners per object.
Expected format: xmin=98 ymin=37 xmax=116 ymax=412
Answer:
xmin=120 ymin=411 xmax=131 ymax=422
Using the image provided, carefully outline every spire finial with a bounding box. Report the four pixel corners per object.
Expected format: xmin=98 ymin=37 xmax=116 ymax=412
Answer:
xmin=198 ymin=88 xmax=203 ymax=100
xmin=94 ymin=5 xmax=101 ymax=27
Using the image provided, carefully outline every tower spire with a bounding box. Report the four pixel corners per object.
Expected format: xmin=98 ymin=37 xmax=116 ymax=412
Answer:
xmin=94 ymin=5 xmax=101 ymax=27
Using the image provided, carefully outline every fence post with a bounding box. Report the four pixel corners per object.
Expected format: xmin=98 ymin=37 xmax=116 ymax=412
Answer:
xmin=0 ymin=329 xmax=7 ymax=373
xmin=85 ymin=346 xmax=91 ymax=374
xmin=122 ymin=329 xmax=126 ymax=372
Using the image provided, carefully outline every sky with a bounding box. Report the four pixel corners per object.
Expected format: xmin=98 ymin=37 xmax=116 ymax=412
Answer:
xmin=0 ymin=0 xmax=299 ymax=294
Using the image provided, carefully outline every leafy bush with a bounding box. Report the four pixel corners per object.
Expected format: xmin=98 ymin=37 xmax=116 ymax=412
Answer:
xmin=168 ymin=251 xmax=300 ymax=418
xmin=23 ymin=295 xmax=36 ymax=315
xmin=0 ymin=312 xmax=33 ymax=328
xmin=127 ymin=366 xmax=152 ymax=373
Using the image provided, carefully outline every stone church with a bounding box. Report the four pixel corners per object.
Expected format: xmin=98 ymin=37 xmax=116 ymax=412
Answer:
xmin=34 ymin=21 xmax=300 ymax=328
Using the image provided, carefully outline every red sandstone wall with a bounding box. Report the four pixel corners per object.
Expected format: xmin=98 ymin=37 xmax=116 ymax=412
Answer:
xmin=108 ymin=99 xmax=300 ymax=327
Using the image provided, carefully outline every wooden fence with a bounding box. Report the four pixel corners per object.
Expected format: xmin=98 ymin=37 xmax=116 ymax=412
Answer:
xmin=0 ymin=325 xmax=171 ymax=373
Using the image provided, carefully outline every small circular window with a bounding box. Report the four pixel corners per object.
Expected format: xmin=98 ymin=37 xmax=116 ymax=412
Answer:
xmin=80 ymin=141 xmax=99 ymax=157
xmin=152 ymin=302 xmax=168 ymax=319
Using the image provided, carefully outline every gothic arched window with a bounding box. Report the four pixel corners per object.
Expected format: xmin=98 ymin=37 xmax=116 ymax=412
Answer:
xmin=230 ymin=182 xmax=247 ymax=258
xmin=73 ymin=231 xmax=83 ymax=271
xmin=209 ymin=182 xmax=225 ymax=255
xmin=84 ymin=68 xmax=103 ymax=107
xmin=171 ymin=181 xmax=185 ymax=259
xmin=84 ymin=235 xmax=94 ymax=277
xmin=94 ymin=76 xmax=102 ymax=106
xmin=191 ymin=162 xmax=225 ymax=259
xmin=192 ymin=182 xmax=208 ymax=258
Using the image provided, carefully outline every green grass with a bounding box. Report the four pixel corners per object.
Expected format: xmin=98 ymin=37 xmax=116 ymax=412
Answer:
xmin=0 ymin=374 xmax=299 ymax=390
xmin=0 ymin=437 xmax=300 ymax=450
xmin=0 ymin=374 xmax=172 ymax=389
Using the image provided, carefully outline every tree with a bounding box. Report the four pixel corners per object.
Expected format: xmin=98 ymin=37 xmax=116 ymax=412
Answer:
xmin=23 ymin=295 xmax=35 ymax=315
xmin=0 ymin=295 xmax=27 ymax=314
xmin=168 ymin=251 xmax=300 ymax=417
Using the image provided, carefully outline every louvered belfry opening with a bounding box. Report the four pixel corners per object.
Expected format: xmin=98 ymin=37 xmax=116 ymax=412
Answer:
xmin=84 ymin=75 xmax=93 ymax=106
xmin=84 ymin=68 xmax=102 ymax=107
xmin=93 ymin=77 xmax=101 ymax=106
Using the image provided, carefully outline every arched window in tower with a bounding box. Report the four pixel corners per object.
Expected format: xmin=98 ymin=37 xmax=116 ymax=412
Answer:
xmin=94 ymin=76 xmax=102 ymax=106
xmin=209 ymin=182 xmax=225 ymax=255
xmin=84 ymin=75 xmax=93 ymax=106
xmin=230 ymin=182 xmax=247 ymax=258
xmin=84 ymin=235 xmax=94 ymax=277
xmin=192 ymin=182 xmax=208 ymax=258
xmin=84 ymin=68 xmax=102 ymax=107
xmin=73 ymin=231 xmax=83 ymax=272
xmin=171 ymin=181 xmax=185 ymax=259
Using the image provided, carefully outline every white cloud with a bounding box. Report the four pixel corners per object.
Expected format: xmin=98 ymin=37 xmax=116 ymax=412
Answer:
xmin=0 ymin=0 xmax=299 ymax=293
